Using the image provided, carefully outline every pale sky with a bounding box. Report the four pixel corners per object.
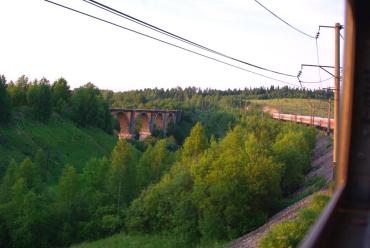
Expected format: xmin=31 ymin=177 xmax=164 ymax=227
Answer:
xmin=0 ymin=0 xmax=344 ymax=91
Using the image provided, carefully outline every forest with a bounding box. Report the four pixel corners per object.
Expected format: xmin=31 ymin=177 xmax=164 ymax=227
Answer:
xmin=0 ymin=75 xmax=320 ymax=247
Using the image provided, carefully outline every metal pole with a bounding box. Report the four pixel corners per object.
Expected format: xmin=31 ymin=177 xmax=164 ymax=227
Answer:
xmin=327 ymin=97 xmax=331 ymax=135
xmin=333 ymin=23 xmax=341 ymax=174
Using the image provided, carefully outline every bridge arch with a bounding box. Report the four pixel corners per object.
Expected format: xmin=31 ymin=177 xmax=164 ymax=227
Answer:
xmin=117 ymin=112 xmax=131 ymax=139
xmin=137 ymin=112 xmax=151 ymax=139
xmin=154 ymin=113 xmax=164 ymax=130
xmin=167 ymin=113 xmax=176 ymax=124
xmin=110 ymin=108 xmax=181 ymax=139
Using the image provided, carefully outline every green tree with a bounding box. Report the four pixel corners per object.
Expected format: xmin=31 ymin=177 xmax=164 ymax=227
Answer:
xmin=0 ymin=159 xmax=18 ymax=202
xmin=137 ymin=139 xmax=175 ymax=189
xmin=57 ymin=164 xmax=79 ymax=218
xmin=273 ymin=131 xmax=310 ymax=194
xmin=0 ymin=75 xmax=12 ymax=124
xmin=15 ymin=158 xmax=42 ymax=191
xmin=51 ymin=77 xmax=71 ymax=116
xmin=110 ymin=140 xmax=139 ymax=213
xmin=27 ymin=78 xmax=52 ymax=122
xmin=71 ymin=83 xmax=112 ymax=132
xmin=182 ymin=122 xmax=208 ymax=160
xmin=33 ymin=148 xmax=48 ymax=182
xmin=6 ymin=75 xmax=28 ymax=107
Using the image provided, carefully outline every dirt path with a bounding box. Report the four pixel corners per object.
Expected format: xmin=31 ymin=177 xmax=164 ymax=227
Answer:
xmin=262 ymin=106 xmax=279 ymax=114
xmin=228 ymin=135 xmax=333 ymax=248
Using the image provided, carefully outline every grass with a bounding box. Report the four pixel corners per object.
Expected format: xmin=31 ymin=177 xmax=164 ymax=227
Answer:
xmin=279 ymin=175 xmax=327 ymax=210
xmin=0 ymin=109 xmax=117 ymax=179
xmin=258 ymin=193 xmax=330 ymax=248
xmin=72 ymin=233 xmax=227 ymax=248
xmin=249 ymin=98 xmax=333 ymax=118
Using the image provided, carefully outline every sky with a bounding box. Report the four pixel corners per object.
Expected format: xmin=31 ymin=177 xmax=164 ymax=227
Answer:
xmin=0 ymin=0 xmax=344 ymax=91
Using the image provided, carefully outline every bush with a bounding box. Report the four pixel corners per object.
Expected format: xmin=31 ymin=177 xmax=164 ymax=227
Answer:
xmin=259 ymin=194 xmax=330 ymax=248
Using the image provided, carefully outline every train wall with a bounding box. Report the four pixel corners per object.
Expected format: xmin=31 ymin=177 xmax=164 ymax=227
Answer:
xmin=271 ymin=112 xmax=334 ymax=131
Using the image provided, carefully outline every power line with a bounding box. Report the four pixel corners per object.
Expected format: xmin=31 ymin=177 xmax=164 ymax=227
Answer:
xmin=44 ymin=0 xmax=301 ymax=87
xmin=339 ymin=32 xmax=344 ymax=40
xmin=300 ymin=77 xmax=333 ymax=84
xmin=82 ymin=0 xmax=297 ymax=78
xmin=253 ymin=0 xmax=315 ymax=39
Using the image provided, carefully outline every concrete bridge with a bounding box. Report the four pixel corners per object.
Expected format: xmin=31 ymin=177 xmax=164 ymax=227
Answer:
xmin=110 ymin=108 xmax=182 ymax=140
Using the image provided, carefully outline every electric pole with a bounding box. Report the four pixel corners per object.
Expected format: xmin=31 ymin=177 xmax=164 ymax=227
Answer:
xmin=300 ymin=23 xmax=342 ymax=175
xmin=327 ymin=96 xmax=331 ymax=135
xmin=333 ymin=23 xmax=341 ymax=172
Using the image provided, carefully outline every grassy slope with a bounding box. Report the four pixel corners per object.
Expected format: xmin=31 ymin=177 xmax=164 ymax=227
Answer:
xmin=0 ymin=110 xmax=117 ymax=178
xmin=72 ymin=233 xmax=226 ymax=248
xmin=250 ymin=98 xmax=333 ymax=118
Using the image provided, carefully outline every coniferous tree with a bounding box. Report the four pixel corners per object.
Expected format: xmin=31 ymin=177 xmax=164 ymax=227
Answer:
xmin=7 ymin=75 xmax=28 ymax=107
xmin=27 ymin=78 xmax=52 ymax=122
xmin=0 ymin=75 xmax=12 ymax=124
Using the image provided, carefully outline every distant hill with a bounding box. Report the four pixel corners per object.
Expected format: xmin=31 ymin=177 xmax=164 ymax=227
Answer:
xmin=0 ymin=108 xmax=117 ymax=180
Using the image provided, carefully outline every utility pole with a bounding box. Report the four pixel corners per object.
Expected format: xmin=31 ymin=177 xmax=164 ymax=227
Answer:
xmin=301 ymin=23 xmax=342 ymax=175
xmin=333 ymin=23 xmax=341 ymax=173
xmin=327 ymin=97 xmax=331 ymax=135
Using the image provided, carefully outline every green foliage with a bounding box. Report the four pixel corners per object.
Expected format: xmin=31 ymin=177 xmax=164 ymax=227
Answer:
xmin=0 ymin=112 xmax=117 ymax=179
xmin=33 ymin=148 xmax=48 ymax=182
xmin=137 ymin=139 xmax=176 ymax=190
xmin=71 ymin=83 xmax=112 ymax=132
xmin=72 ymin=233 xmax=227 ymax=248
xmin=182 ymin=122 xmax=208 ymax=160
xmin=110 ymin=140 xmax=140 ymax=211
xmin=0 ymin=156 xmax=53 ymax=248
xmin=27 ymin=78 xmax=52 ymax=122
xmin=272 ymin=127 xmax=314 ymax=194
xmin=0 ymin=74 xmax=325 ymax=247
xmin=126 ymin=118 xmax=315 ymax=246
xmin=0 ymin=75 xmax=12 ymax=125
xmin=52 ymin=77 xmax=71 ymax=116
xmin=7 ymin=75 xmax=29 ymax=107
xmin=111 ymin=86 xmax=331 ymax=112
xmin=57 ymin=165 xmax=79 ymax=214
xmin=259 ymin=194 xmax=330 ymax=248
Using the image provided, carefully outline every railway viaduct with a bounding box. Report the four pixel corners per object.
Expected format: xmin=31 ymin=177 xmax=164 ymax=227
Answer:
xmin=110 ymin=108 xmax=182 ymax=140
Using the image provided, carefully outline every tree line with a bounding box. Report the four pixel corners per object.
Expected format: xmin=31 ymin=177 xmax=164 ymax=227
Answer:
xmin=105 ymin=86 xmax=332 ymax=112
xmin=0 ymin=75 xmax=112 ymax=133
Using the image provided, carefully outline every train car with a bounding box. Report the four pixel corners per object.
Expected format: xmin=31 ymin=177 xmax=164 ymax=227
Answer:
xmin=271 ymin=112 xmax=334 ymax=131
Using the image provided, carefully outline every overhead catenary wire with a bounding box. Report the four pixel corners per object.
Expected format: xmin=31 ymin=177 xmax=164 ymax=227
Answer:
xmin=44 ymin=0 xmax=301 ymax=88
xmin=339 ymin=32 xmax=344 ymax=40
xmin=82 ymin=0 xmax=297 ymax=78
xmin=300 ymin=77 xmax=333 ymax=84
xmin=253 ymin=0 xmax=315 ymax=39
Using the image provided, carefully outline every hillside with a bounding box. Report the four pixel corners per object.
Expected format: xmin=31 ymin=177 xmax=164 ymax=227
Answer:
xmin=228 ymin=135 xmax=333 ymax=248
xmin=250 ymin=98 xmax=333 ymax=118
xmin=0 ymin=109 xmax=117 ymax=179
